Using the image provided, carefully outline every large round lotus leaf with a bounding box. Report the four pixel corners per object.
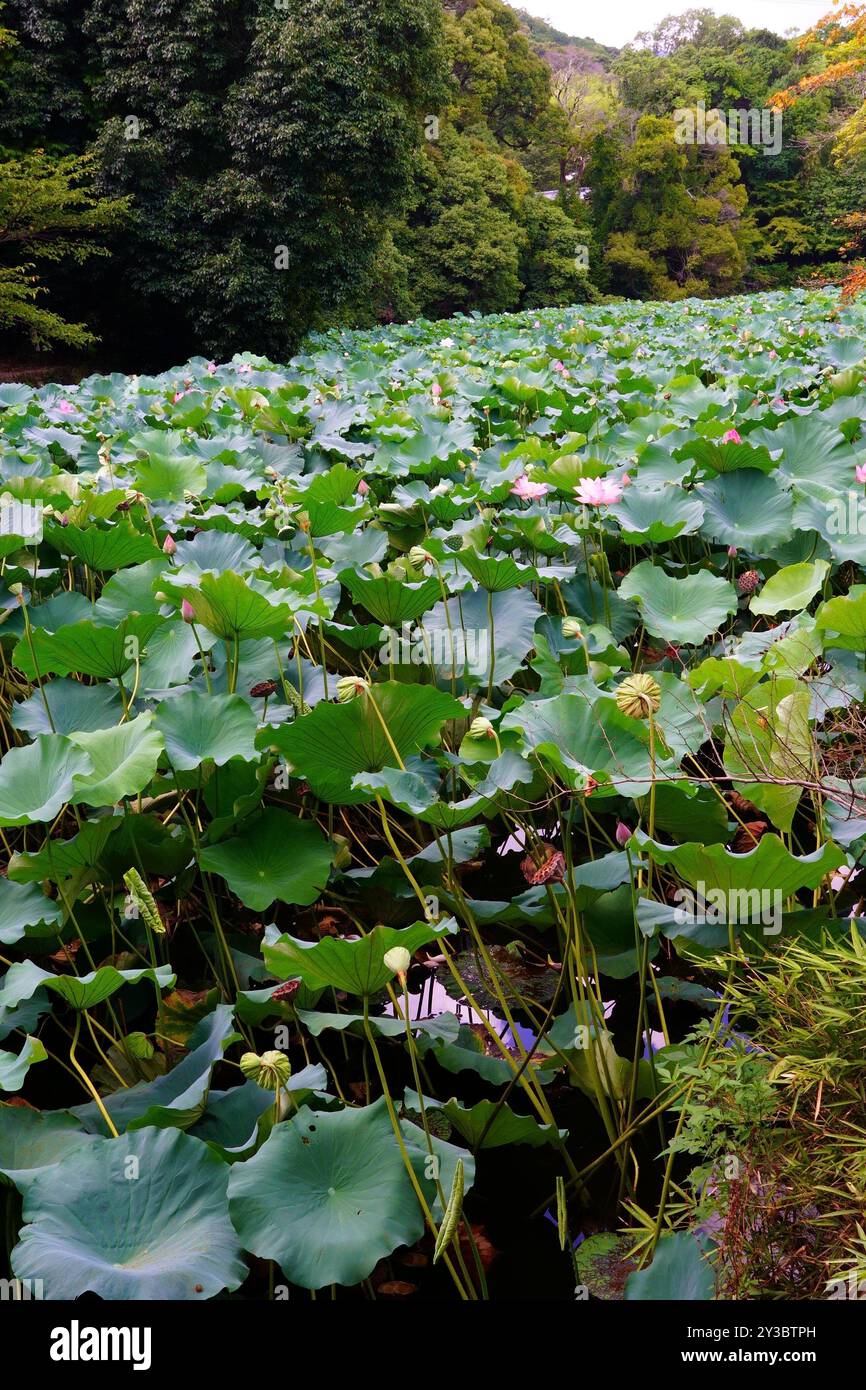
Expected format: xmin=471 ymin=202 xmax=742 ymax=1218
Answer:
xmin=198 ymin=807 xmax=333 ymax=911
xmin=11 ymin=678 xmax=123 ymax=736
xmin=0 ymin=1035 xmax=47 ymax=1092
xmin=0 ymin=1107 xmax=99 ymax=1188
xmin=618 ymin=560 xmax=738 ymax=646
xmin=227 ymin=1099 xmax=431 ymax=1288
xmin=0 ymin=959 xmax=175 ymax=1013
xmin=12 ymin=614 xmax=164 ymax=681
xmin=0 ymin=879 xmax=63 ymax=944
xmin=698 ymin=469 xmax=793 ymax=551
xmin=624 ymin=1232 xmax=715 ymax=1300
xmin=12 ymin=1127 xmax=246 ymax=1299
xmin=0 ymin=735 xmax=92 ymax=828
xmin=69 ymin=712 xmax=164 ymax=807
xmin=267 ymin=682 xmax=462 ymax=804
xmin=750 ymin=559 xmax=829 ymax=617
xmin=262 ymin=918 xmax=458 ymax=994
xmin=155 ymin=690 xmax=259 ymax=770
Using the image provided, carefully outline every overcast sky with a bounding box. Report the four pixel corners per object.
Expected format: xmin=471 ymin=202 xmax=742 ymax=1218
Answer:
xmin=510 ymin=0 xmax=831 ymax=48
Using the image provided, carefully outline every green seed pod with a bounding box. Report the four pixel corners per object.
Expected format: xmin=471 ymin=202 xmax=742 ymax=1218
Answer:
xmin=555 ymin=1175 xmax=568 ymax=1252
xmin=239 ymin=1050 xmax=291 ymax=1089
xmin=122 ymin=867 xmax=166 ymax=935
xmin=433 ymin=1158 xmax=465 ymax=1264
xmin=615 ymin=673 xmax=661 ymax=720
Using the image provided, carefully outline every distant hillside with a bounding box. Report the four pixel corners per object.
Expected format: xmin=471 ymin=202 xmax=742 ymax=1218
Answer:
xmin=514 ymin=7 xmax=618 ymax=68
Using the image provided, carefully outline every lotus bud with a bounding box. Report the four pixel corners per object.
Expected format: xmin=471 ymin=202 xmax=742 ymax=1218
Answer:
xmin=357 ymin=478 xmax=369 ymax=495
xmin=562 ymin=617 xmax=583 ymax=640
xmin=384 ymin=946 xmax=412 ymax=979
xmin=409 ymin=545 xmax=433 ymax=568
xmin=239 ymin=1050 xmax=291 ymax=1090
xmin=615 ymin=821 xmax=633 ymax=847
xmin=727 ymin=546 xmax=737 ymax=558
xmin=162 ymin=534 xmax=176 ymax=555
xmin=337 ymin=675 xmax=369 ymax=702
xmin=468 ymin=716 xmax=495 ymax=740
xmin=615 ymin=673 xmax=661 ymax=720
xmin=180 ymin=598 xmax=195 ymax=623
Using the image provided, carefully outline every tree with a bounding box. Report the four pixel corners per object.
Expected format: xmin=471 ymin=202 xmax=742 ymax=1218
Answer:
xmin=601 ymin=114 xmax=753 ymax=299
xmin=78 ymin=0 xmax=448 ymax=360
xmin=0 ymin=151 xmax=128 ymax=349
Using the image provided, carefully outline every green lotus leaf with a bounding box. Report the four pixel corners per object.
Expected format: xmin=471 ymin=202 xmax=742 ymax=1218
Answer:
xmin=179 ymin=571 xmax=293 ymax=641
xmin=0 ymin=734 xmax=92 ymax=827
xmin=266 ymin=682 xmax=462 ymax=804
xmin=70 ymin=712 xmax=164 ymax=807
xmin=0 ymin=1107 xmax=99 ymax=1188
xmin=12 ymin=1126 xmax=246 ymax=1299
xmin=624 ymin=1232 xmax=715 ymax=1301
xmin=404 ymin=1089 xmax=566 ymax=1149
xmin=723 ymin=685 xmax=812 ymax=831
xmin=11 ymin=678 xmax=123 ymax=736
xmin=750 ymin=560 xmax=829 ymax=616
xmin=611 ymin=488 xmax=704 ymax=543
xmin=342 ymin=572 xmax=441 ymax=624
xmin=44 ymin=520 xmax=161 ymax=570
xmin=0 ymin=959 xmax=175 ymax=1013
xmin=698 ymin=470 xmax=793 ymax=552
xmin=72 ymin=1005 xmax=239 ymax=1134
xmin=631 ymin=831 xmax=844 ymax=895
xmin=12 ymin=614 xmax=164 ymax=681
xmin=618 ymin=561 xmax=737 ymax=645
xmin=262 ymin=918 xmax=458 ymax=995
xmin=0 ymin=1035 xmax=47 ymax=1092
xmin=156 ymin=691 xmax=259 ymax=771
xmin=815 ymin=586 xmax=866 ymax=651
xmin=227 ymin=1099 xmax=432 ymax=1289
xmin=0 ymin=879 xmax=63 ymax=944
xmin=198 ymin=807 xmax=332 ymax=911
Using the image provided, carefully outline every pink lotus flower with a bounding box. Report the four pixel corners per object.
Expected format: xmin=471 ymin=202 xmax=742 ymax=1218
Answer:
xmin=511 ymin=475 xmax=551 ymax=501
xmin=856 ymin=464 xmax=866 ymax=484
xmin=768 ymin=349 xmax=778 ymax=361
xmin=357 ymin=478 xmax=369 ymax=495
xmin=181 ymin=599 xmax=195 ymax=623
xmin=576 ymin=477 xmax=623 ymax=506
xmin=238 ymin=363 xmax=252 ymax=376
xmin=162 ymin=534 xmax=176 ymax=556
xmin=728 ymin=545 xmax=738 ymax=558
xmin=58 ymin=399 xmax=76 ymax=415
xmin=431 ymin=382 xmax=442 ymax=399
xmin=615 ymin=821 xmax=633 ymax=847
xmin=722 ymin=429 xmax=741 ymax=445
xmin=172 ymin=391 xmax=184 ymax=404
xmin=206 ymin=361 xmax=217 ymax=375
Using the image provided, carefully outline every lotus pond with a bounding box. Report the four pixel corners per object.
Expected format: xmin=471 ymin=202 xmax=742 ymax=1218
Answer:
xmin=2 ymin=287 xmax=866 ymax=1302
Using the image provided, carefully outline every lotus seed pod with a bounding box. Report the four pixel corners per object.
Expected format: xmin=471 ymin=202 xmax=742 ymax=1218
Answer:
xmin=562 ymin=617 xmax=583 ymax=640
xmin=615 ymin=673 xmax=661 ymax=719
xmin=239 ymin=1051 xmax=263 ymax=1082
xmin=468 ymin=716 xmax=495 ymax=739
xmin=337 ymin=675 xmax=369 ymax=702
xmin=384 ymin=946 xmax=412 ymax=977
xmin=239 ymin=1050 xmax=290 ymax=1089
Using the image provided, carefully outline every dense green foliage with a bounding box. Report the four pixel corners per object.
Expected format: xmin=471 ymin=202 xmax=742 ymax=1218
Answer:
xmin=2 ymin=288 xmax=866 ymax=1299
